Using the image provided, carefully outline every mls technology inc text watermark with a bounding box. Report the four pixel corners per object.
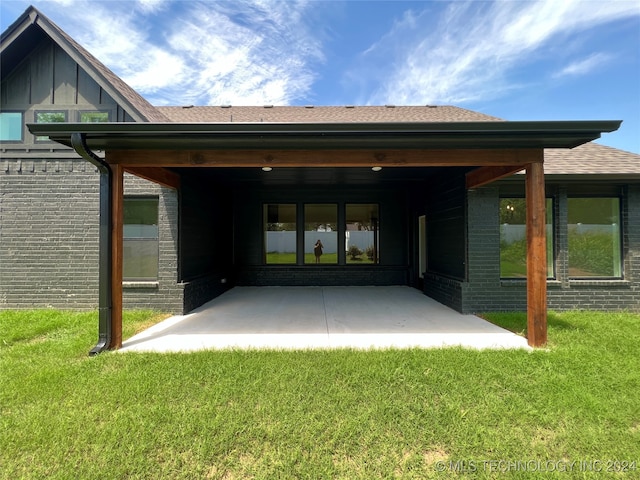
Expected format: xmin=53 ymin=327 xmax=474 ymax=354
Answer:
xmin=434 ymin=459 xmax=637 ymax=474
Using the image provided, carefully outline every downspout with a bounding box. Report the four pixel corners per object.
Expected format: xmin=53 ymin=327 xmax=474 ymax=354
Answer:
xmin=70 ymin=133 xmax=112 ymax=356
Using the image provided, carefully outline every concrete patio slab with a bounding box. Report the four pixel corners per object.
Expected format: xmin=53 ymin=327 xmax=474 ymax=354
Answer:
xmin=120 ymin=286 xmax=530 ymax=352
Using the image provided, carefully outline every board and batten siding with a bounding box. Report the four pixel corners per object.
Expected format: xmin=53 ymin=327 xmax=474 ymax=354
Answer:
xmin=1 ymin=38 xmax=133 ymax=153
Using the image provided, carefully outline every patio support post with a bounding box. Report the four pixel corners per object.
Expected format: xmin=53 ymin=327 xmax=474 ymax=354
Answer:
xmin=525 ymin=160 xmax=548 ymax=347
xmin=110 ymin=162 xmax=124 ymax=349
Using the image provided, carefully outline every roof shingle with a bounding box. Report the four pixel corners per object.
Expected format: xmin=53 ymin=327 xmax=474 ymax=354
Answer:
xmin=544 ymin=142 xmax=640 ymax=175
xmin=157 ymin=105 xmax=502 ymax=123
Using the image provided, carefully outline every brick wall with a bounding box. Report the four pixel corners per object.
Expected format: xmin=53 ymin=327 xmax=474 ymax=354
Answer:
xmin=1 ymin=158 xmax=183 ymax=313
xmin=236 ymin=266 xmax=408 ymax=286
xmin=462 ymin=182 xmax=640 ymax=313
xmin=546 ymin=184 xmax=640 ymax=311
xmin=1 ymin=157 xmax=101 ymax=308
xmin=122 ymin=174 xmax=183 ymax=313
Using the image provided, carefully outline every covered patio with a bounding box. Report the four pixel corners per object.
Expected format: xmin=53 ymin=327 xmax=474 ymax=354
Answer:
xmin=28 ymin=118 xmax=621 ymax=353
xmin=120 ymin=286 xmax=529 ymax=352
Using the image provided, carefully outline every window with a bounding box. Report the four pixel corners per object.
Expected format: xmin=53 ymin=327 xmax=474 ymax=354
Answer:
xmin=123 ymin=198 xmax=159 ymax=281
xmin=264 ymin=204 xmax=296 ymax=264
xmin=500 ymin=198 xmax=554 ymax=278
xmin=262 ymin=202 xmax=380 ymax=266
xmin=305 ymin=204 xmax=337 ymax=264
xmin=345 ymin=204 xmax=379 ymax=264
xmin=35 ymin=111 xmax=67 ymax=141
xmin=80 ymin=111 xmax=110 ymax=123
xmin=568 ymin=197 xmax=621 ymax=278
xmin=0 ymin=112 xmax=22 ymax=141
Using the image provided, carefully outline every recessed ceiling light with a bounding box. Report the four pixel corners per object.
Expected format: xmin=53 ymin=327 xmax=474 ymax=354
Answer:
xmin=262 ymin=166 xmax=273 ymax=172
xmin=371 ymin=166 xmax=382 ymax=172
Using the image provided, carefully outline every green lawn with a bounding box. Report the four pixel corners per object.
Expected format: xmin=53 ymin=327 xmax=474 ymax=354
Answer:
xmin=1 ymin=309 xmax=639 ymax=479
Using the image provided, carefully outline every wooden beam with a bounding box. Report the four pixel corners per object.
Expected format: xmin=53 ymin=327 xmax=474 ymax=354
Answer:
xmin=526 ymin=160 xmax=548 ymax=347
xmin=124 ymin=166 xmax=181 ymax=190
xmin=110 ymin=163 xmax=124 ymax=350
xmin=466 ymin=165 xmax=526 ymax=189
xmin=108 ymin=148 xmax=542 ymax=168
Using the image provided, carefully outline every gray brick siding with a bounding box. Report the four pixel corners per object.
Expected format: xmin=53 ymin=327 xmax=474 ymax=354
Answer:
xmin=1 ymin=158 xmax=183 ymax=313
xmin=461 ymin=182 xmax=640 ymax=313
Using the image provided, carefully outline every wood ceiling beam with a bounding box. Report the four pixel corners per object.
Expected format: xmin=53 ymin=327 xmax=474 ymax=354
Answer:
xmin=465 ymin=165 xmax=527 ymax=189
xmin=123 ymin=166 xmax=181 ymax=190
xmin=107 ymin=148 xmax=543 ymax=168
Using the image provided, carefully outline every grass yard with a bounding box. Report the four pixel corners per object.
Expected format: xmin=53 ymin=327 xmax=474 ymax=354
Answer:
xmin=1 ymin=309 xmax=639 ymax=479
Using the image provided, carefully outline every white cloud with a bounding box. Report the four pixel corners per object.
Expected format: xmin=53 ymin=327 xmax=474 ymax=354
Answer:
xmin=27 ymin=0 xmax=326 ymax=105
xmin=359 ymin=0 xmax=640 ymax=105
xmin=136 ymin=0 xmax=168 ymax=14
xmin=151 ymin=1 xmax=326 ymax=106
xmin=553 ymin=53 xmax=613 ymax=78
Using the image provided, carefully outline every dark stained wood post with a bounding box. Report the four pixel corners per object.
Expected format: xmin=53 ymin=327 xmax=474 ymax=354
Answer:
xmin=110 ymin=163 xmax=124 ymax=349
xmin=525 ymin=159 xmax=547 ymax=347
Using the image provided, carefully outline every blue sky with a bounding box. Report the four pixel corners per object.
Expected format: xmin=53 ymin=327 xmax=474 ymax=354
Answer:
xmin=2 ymin=0 xmax=639 ymax=153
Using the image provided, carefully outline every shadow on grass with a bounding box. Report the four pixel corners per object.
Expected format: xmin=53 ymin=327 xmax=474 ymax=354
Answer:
xmin=480 ymin=311 xmax=578 ymax=336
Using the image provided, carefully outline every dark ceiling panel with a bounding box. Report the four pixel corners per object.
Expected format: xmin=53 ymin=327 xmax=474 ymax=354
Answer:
xmin=173 ymin=166 xmax=467 ymax=187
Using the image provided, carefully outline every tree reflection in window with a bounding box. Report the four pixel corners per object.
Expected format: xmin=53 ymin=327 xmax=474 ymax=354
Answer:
xmin=346 ymin=204 xmax=379 ymax=264
xmin=499 ymin=198 xmax=554 ymax=278
xmin=568 ymin=198 xmax=621 ymax=277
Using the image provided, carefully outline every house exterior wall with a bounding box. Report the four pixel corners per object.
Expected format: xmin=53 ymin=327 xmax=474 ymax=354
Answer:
xmin=1 ymin=40 xmax=133 ymax=133
xmin=178 ymin=174 xmax=233 ymax=312
xmin=1 ymin=157 xmax=100 ymax=308
xmin=230 ymin=185 xmax=410 ymax=287
xmin=0 ymin=160 xmax=183 ymax=313
xmin=459 ymin=181 xmax=640 ymax=313
xmin=422 ymin=170 xmax=468 ymax=311
xmin=122 ymin=174 xmax=182 ymax=313
xmin=1 ymin=37 xmax=183 ymax=313
xmin=3 ymin=17 xmax=638 ymax=317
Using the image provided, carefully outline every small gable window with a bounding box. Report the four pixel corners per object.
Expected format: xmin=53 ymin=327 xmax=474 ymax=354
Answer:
xmin=35 ymin=111 xmax=67 ymax=141
xmin=0 ymin=112 xmax=23 ymax=142
xmin=80 ymin=111 xmax=110 ymax=123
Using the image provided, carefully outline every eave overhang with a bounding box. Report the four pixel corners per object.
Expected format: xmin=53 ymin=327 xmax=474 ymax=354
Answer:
xmin=28 ymin=120 xmax=622 ymax=151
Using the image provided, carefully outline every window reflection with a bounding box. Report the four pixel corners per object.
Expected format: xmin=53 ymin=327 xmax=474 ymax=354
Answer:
xmin=305 ymin=204 xmax=337 ymax=264
xmin=568 ymin=198 xmax=621 ymax=277
xmin=264 ymin=204 xmax=296 ymax=264
xmin=500 ymin=198 xmax=554 ymax=278
xmin=35 ymin=111 xmax=67 ymax=141
xmin=123 ymin=197 xmax=159 ymax=281
xmin=346 ymin=204 xmax=379 ymax=264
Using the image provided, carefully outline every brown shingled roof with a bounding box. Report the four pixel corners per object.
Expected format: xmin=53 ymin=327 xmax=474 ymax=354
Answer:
xmin=157 ymin=105 xmax=502 ymax=123
xmin=157 ymin=105 xmax=639 ymax=175
xmin=544 ymin=142 xmax=640 ymax=175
